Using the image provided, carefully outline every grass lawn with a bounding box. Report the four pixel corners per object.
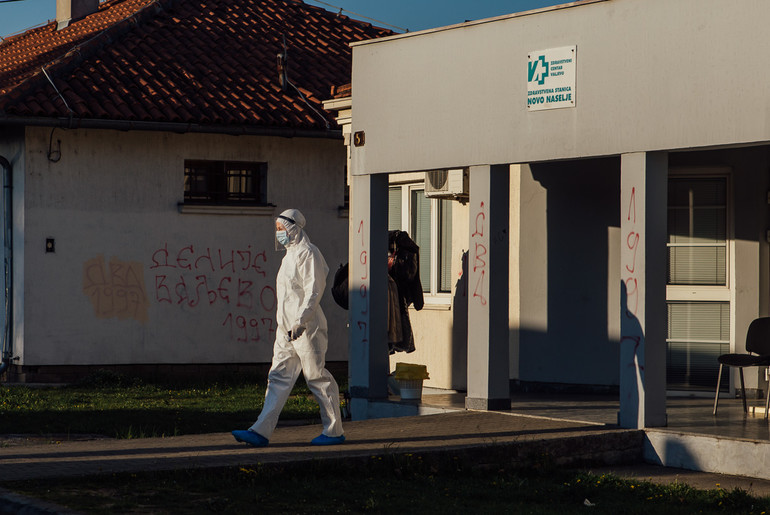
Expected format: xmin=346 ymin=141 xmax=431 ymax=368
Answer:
xmin=6 ymin=453 xmax=770 ymax=514
xmin=0 ymin=369 xmax=328 ymax=439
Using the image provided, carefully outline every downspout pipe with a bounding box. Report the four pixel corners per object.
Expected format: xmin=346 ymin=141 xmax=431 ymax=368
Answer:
xmin=0 ymin=155 xmax=11 ymax=378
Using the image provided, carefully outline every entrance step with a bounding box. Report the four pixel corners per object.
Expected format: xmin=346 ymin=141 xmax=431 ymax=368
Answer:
xmin=645 ymin=429 xmax=770 ymax=480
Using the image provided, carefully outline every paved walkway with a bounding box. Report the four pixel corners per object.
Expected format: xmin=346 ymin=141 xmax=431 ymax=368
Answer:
xmin=1 ymin=411 xmax=770 ymax=513
xmin=0 ymin=411 xmax=621 ymax=481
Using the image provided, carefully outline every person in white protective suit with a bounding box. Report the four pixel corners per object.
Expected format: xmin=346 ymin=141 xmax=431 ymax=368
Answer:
xmin=232 ymin=208 xmax=345 ymax=447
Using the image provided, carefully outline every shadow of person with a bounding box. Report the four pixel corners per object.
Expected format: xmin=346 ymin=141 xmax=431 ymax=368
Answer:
xmin=450 ymin=250 xmax=469 ymax=390
xmin=619 ymin=279 xmax=645 ymax=428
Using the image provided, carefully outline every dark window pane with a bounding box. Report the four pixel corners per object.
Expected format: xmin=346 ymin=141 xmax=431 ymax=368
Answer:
xmin=411 ymin=189 xmax=431 ymax=292
xmin=184 ymin=160 xmax=267 ymax=205
xmin=438 ymin=199 xmax=452 ymax=293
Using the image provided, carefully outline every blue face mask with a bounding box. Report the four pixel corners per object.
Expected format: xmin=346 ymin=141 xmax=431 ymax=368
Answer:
xmin=276 ymin=230 xmax=290 ymax=246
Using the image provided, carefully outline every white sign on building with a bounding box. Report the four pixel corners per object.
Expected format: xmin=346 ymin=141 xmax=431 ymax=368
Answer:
xmin=527 ymin=46 xmax=576 ymax=111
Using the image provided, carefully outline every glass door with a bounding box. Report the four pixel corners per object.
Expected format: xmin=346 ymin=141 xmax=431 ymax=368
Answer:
xmin=666 ymin=174 xmax=730 ymax=391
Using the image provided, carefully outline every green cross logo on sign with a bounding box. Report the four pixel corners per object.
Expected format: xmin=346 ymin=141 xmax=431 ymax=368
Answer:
xmin=528 ymin=55 xmax=549 ymax=85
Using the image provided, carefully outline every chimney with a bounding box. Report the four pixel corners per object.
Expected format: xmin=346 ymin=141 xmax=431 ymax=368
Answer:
xmin=56 ymin=0 xmax=100 ymax=30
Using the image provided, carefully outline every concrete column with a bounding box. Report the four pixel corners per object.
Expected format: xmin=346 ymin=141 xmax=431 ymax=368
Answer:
xmin=348 ymin=173 xmax=389 ymax=420
xmin=619 ymin=152 xmax=668 ymax=428
xmin=466 ymin=165 xmax=510 ymax=410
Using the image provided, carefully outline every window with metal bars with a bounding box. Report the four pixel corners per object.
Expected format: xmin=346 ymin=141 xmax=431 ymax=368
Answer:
xmin=183 ymin=160 xmax=267 ymax=205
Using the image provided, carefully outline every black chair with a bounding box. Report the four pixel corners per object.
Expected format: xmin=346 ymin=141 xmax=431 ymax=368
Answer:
xmin=713 ymin=317 xmax=770 ymax=418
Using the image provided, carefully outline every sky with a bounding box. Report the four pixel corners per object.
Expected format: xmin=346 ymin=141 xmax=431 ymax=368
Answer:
xmin=0 ymin=0 xmax=566 ymax=39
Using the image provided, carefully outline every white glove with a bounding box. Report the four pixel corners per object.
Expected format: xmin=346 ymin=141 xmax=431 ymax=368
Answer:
xmin=288 ymin=324 xmax=305 ymax=341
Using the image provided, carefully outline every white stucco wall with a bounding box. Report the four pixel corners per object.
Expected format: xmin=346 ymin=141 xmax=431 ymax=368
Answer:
xmin=515 ymin=158 xmax=622 ymax=386
xmin=389 ymin=201 xmax=469 ymax=390
xmin=19 ymin=127 xmax=348 ymax=366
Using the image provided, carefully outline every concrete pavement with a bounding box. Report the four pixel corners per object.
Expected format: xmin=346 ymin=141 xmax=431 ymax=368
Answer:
xmin=0 ymin=411 xmax=637 ymax=481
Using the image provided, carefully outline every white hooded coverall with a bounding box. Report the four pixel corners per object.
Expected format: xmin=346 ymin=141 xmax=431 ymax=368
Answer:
xmin=250 ymin=209 xmax=343 ymax=439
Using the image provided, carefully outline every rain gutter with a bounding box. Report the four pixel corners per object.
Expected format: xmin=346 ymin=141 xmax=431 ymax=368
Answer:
xmin=0 ymin=116 xmax=343 ymax=139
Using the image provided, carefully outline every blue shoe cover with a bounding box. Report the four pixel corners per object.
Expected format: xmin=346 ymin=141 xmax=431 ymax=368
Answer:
xmin=232 ymin=429 xmax=269 ymax=447
xmin=311 ymin=434 xmax=346 ymax=446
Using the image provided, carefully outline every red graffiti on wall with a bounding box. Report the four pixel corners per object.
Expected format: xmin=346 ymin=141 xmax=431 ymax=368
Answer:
xmin=153 ymin=274 xmax=272 ymax=309
xmin=470 ymin=201 xmax=488 ymax=305
xmin=355 ymin=220 xmax=369 ymax=344
xmin=150 ymin=243 xmax=275 ymax=344
xmin=625 ymin=231 xmax=640 ymax=274
xmin=627 ymin=186 xmax=636 ymax=224
xmin=623 ymin=188 xmax=640 ymax=316
xmin=222 ymin=313 xmax=276 ymax=343
xmin=619 ymin=181 xmax=647 ymax=404
xmin=150 ymin=243 xmax=267 ymax=275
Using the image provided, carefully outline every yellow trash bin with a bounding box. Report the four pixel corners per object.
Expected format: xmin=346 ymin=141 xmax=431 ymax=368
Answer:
xmin=393 ymin=363 xmax=429 ymax=400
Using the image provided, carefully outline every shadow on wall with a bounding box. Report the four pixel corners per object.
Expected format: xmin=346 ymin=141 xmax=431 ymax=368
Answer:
xmin=619 ymin=279 xmax=644 ymax=427
xmin=450 ymin=250 xmax=469 ymax=390
xmin=644 ymin=433 xmax=700 ymax=473
xmin=520 ymin=158 xmax=621 ymax=387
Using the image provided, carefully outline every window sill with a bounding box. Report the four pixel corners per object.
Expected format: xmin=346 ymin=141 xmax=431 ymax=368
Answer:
xmin=178 ymin=204 xmax=276 ymax=216
xmin=413 ymin=297 xmax=452 ymax=311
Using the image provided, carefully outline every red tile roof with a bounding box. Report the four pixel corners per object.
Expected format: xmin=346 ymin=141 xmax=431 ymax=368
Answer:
xmin=330 ymin=83 xmax=351 ymax=99
xmin=0 ymin=0 xmax=390 ymax=134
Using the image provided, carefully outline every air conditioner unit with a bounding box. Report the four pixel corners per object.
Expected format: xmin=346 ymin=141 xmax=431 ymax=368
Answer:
xmin=425 ymin=168 xmax=468 ymax=199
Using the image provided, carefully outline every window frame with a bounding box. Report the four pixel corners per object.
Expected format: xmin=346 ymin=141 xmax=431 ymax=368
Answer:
xmin=665 ymin=167 xmax=733 ymax=394
xmin=389 ymin=182 xmax=453 ymax=309
xmin=665 ymin=169 xmax=732 ymax=302
xmin=183 ymin=159 xmax=268 ymax=207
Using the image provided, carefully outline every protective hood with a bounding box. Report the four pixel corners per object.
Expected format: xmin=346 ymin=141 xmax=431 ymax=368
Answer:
xmin=275 ymin=208 xmax=307 ymax=250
